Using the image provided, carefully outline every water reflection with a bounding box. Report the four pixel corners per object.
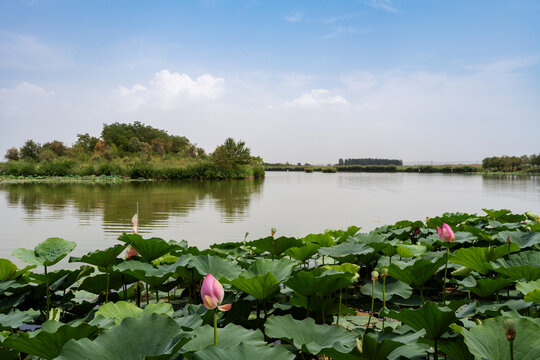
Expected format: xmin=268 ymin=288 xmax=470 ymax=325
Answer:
xmin=1 ymin=179 xmax=265 ymax=231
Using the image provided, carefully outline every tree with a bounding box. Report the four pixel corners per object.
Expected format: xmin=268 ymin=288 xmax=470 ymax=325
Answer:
xmin=74 ymin=133 xmax=99 ymax=153
xmin=4 ymin=147 xmax=19 ymax=161
xmin=42 ymin=140 xmax=67 ymax=157
xmin=211 ymin=138 xmax=251 ymax=169
xmin=19 ymin=140 xmax=41 ymax=160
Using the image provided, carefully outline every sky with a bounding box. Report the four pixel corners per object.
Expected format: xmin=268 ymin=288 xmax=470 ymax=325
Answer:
xmin=0 ymin=0 xmax=539 ymax=164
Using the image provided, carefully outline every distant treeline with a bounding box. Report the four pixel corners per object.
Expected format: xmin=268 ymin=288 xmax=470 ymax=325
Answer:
xmin=482 ymin=154 xmax=540 ymax=172
xmin=2 ymin=122 xmax=264 ymax=180
xmin=265 ymin=164 xmax=482 ymax=173
xmin=339 ymin=158 xmax=403 ymax=166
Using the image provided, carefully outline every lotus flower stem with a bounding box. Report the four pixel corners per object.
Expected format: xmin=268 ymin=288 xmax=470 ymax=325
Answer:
xmin=44 ymin=265 xmax=50 ymax=319
xmin=213 ymin=309 xmax=218 ymax=345
xmin=146 ymin=283 xmax=150 ymax=305
xmin=382 ymin=276 xmax=386 ymax=330
xmin=365 ymin=271 xmax=378 ymax=334
xmin=434 ymin=338 xmax=439 ymax=359
xmin=156 ymin=289 xmax=159 ymax=302
xmin=443 ymin=246 xmax=449 ymax=303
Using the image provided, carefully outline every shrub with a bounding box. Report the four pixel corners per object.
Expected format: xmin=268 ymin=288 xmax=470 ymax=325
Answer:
xmin=38 ymin=160 xmax=75 ymax=176
xmin=4 ymin=147 xmax=19 ymax=161
xmin=322 ymin=166 xmax=337 ymax=173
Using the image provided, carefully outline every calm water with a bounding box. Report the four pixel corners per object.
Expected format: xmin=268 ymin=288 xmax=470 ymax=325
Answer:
xmin=1 ymin=172 xmax=539 ymax=263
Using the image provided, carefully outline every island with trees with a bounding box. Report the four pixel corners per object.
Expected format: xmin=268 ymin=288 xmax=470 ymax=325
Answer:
xmin=1 ymin=122 xmax=264 ymax=182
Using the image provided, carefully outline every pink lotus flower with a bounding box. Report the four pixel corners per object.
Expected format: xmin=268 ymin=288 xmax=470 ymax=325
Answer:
xmin=201 ymin=274 xmax=231 ymax=311
xmin=437 ymin=223 xmax=455 ymax=242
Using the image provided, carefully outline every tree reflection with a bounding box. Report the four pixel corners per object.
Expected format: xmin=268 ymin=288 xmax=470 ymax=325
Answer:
xmin=0 ymin=179 xmax=264 ymax=227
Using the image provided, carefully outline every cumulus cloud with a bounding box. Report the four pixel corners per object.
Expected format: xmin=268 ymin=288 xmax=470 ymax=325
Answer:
xmin=111 ymin=70 xmax=225 ymax=111
xmin=282 ymin=89 xmax=349 ymax=108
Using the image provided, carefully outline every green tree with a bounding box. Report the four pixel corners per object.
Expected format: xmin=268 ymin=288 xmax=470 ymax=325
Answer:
xmin=43 ymin=140 xmax=68 ymax=157
xmin=74 ymin=133 xmax=99 ymax=153
xmin=4 ymin=147 xmax=19 ymax=161
xmin=211 ymin=138 xmax=251 ymax=169
xmin=20 ymin=140 xmax=41 ymax=160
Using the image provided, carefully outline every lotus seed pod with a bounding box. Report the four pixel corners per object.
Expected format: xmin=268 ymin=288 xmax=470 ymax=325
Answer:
xmin=271 ymin=227 xmax=277 ymax=236
xmin=504 ymin=318 xmax=516 ymax=341
xmin=371 ymin=271 xmax=379 ymax=281
xmin=380 ymin=267 xmax=389 ymax=277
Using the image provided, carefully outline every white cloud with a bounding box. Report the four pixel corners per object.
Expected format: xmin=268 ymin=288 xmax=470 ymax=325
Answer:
xmin=361 ymin=0 xmax=399 ymax=13
xmin=322 ymin=26 xmax=368 ymax=40
xmin=284 ymin=12 xmax=304 ymax=23
xmin=282 ymin=89 xmax=349 ymax=108
xmin=111 ymin=70 xmax=225 ymax=111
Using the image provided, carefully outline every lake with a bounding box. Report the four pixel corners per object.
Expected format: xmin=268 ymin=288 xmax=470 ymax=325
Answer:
xmin=1 ymin=172 xmax=539 ymax=262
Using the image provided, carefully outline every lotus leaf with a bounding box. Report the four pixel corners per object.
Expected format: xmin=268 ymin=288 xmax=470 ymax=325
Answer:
xmin=193 ymin=342 xmax=295 ymax=360
xmin=482 ymin=208 xmax=526 ymax=223
xmin=3 ymin=321 xmax=97 ymax=360
xmin=285 ymin=243 xmax=320 ymax=262
xmin=248 ymin=236 xmax=304 ymax=257
xmin=230 ymin=273 xmax=280 ymax=301
xmin=285 ymin=268 xmax=354 ymax=298
xmin=243 ymin=258 xmax=296 ymax=282
xmin=489 ymin=250 xmax=540 ymax=281
xmin=0 ymin=311 xmax=33 ymax=330
xmin=182 ymin=323 xmax=265 ymax=352
xmin=118 ymin=233 xmax=174 ymax=262
xmin=13 ymin=237 xmax=76 ymax=267
xmin=385 ymin=301 xmax=456 ymax=340
xmin=360 ymin=278 xmax=412 ymax=301
xmin=113 ymin=260 xmax=172 ymax=287
xmin=264 ymin=314 xmax=357 ymax=355
xmin=460 ymin=314 xmax=540 ymax=360
xmin=460 ymin=277 xmax=514 ymax=298
xmin=0 ymin=259 xmax=35 ymax=281
xmin=69 ymin=244 xmax=127 ymax=269
xmin=303 ymin=233 xmax=335 ymax=247
xmin=318 ymin=240 xmax=374 ymax=259
xmin=450 ymin=244 xmax=519 ymax=275
xmin=395 ymin=244 xmax=426 ymax=258
xmin=516 ymin=279 xmax=540 ymax=302
xmin=387 ymin=253 xmax=446 ymax=288
xmin=189 ymin=254 xmax=242 ymax=281
xmin=493 ymin=231 xmax=540 ymax=249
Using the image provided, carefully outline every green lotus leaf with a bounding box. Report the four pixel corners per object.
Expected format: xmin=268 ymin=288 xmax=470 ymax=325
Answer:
xmin=69 ymin=244 xmax=127 ymax=269
xmin=460 ymin=277 xmax=514 ymax=298
xmin=248 ymin=236 xmax=304 ymax=257
xmin=356 ymin=333 xmax=404 ymax=360
xmin=243 ymin=258 xmax=297 ymax=282
xmin=264 ymin=314 xmax=357 ymax=355
xmin=360 ymin=279 xmax=412 ymax=301
xmin=387 ymin=343 xmax=431 ymax=360
xmin=113 ymin=260 xmax=172 ymax=287
xmin=285 ymin=243 xmax=320 ymax=262
xmin=493 ymin=231 xmax=540 ymax=249
xmin=92 ymin=301 xmax=174 ymax=326
xmin=0 ymin=310 xmax=33 ymax=330
xmin=3 ymin=321 xmax=97 ymax=360
xmin=461 ymin=226 xmax=492 ymax=242
xmin=461 ymin=315 xmax=540 ymax=360
xmin=467 ymin=300 xmax=534 ymax=317
xmin=350 ymin=233 xmax=397 ymax=255
xmin=230 ymin=273 xmax=280 ymax=301
xmin=77 ymin=271 xmax=126 ymax=294
xmin=436 ymin=336 xmax=475 ymax=360
xmin=395 ymin=244 xmax=426 ymax=258
xmin=426 ymin=212 xmax=474 ymax=229
xmin=303 ymin=233 xmax=335 ymax=247
xmin=189 ymin=254 xmax=242 ymax=281
xmin=385 ymin=301 xmax=457 ymax=340
xmin=57 ymin=314 xmax=190 ymax=360
xmin=516 ymin=279 xmax=540 ymax=302
xmin=193 ymin=342 xmax=295 ymax=360
xmin=182 ymin=323 xmax=265 ymax=353
xmin=450 ymin=244 xmax=519 ymax=275
xmin=387 ymin=253 xmax=446 ymax=287
xmin=325 ymin=226 xmax=361 ymax=242
xmin=13 ymin=237 xmax=76 ymax=267
xmin=318 ymin=240 xmax=374 ymax=259
xmin=285 ymin=268 xmax=354 ymax=298
xmin=118 ymin=233 xmax=174 ymax=262
xmin=489 ymin=250 xmax=540 ymax=281
xmin=482 ymin=208 xmax=526 ymax=223
xmin=0 ymin=259 xmax=35 ymax=281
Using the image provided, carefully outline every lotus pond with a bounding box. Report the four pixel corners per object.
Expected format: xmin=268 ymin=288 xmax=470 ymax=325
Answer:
xmin=1 ymin=209 xmax=539 ymax=359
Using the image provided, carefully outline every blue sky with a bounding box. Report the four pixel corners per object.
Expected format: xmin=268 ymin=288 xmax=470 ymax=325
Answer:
xmin=1 ymin=0 xmax=539 ymax=163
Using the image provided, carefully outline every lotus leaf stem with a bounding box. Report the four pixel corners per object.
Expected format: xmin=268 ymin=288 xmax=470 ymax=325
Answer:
xmin=105 ymin=270 xmax=110 ymax=303
xmin=336 ymin=288 xmax=342 ymax=325
xmin=44 ymin=265 xmax=50 ymax=319
xmin=365 ymin=279 xmax=376 ymax=334
xmin=509 ymin=340 xmax=514 ymax=360
xmin=382 ymin=276 xmax=386 ymax=330
xmin=443 ymin=245 xmax=449 ymax=303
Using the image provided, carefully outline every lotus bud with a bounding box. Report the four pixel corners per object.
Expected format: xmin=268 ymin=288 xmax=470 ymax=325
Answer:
xmin=507 ymin=236 xmax=512 ymax=244
xmin=437 ymin=223 xmax=455 ymax=243
xmin=201 ymin=274 xmax=231 ymax=312
xmin=380 ymin=266 xmax=389 ymax=278
xmin=371 ymin=271 xmax=379 ymax=281
xmin=504 ymin=318 xmax=516 ymax=341
xmin=475 ymin=318 xmax=482 ymax=325
xmin=244 ymin=232 xmax=249 ymax=241
xmin=356 ymin=337 xmax=363 ymax=353
xmin=271 ymin=227 xmax=277 ymax=236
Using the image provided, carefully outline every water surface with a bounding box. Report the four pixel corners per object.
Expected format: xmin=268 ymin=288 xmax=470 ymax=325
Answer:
xmin=1 ymin=172 xmax=539 ymax=262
